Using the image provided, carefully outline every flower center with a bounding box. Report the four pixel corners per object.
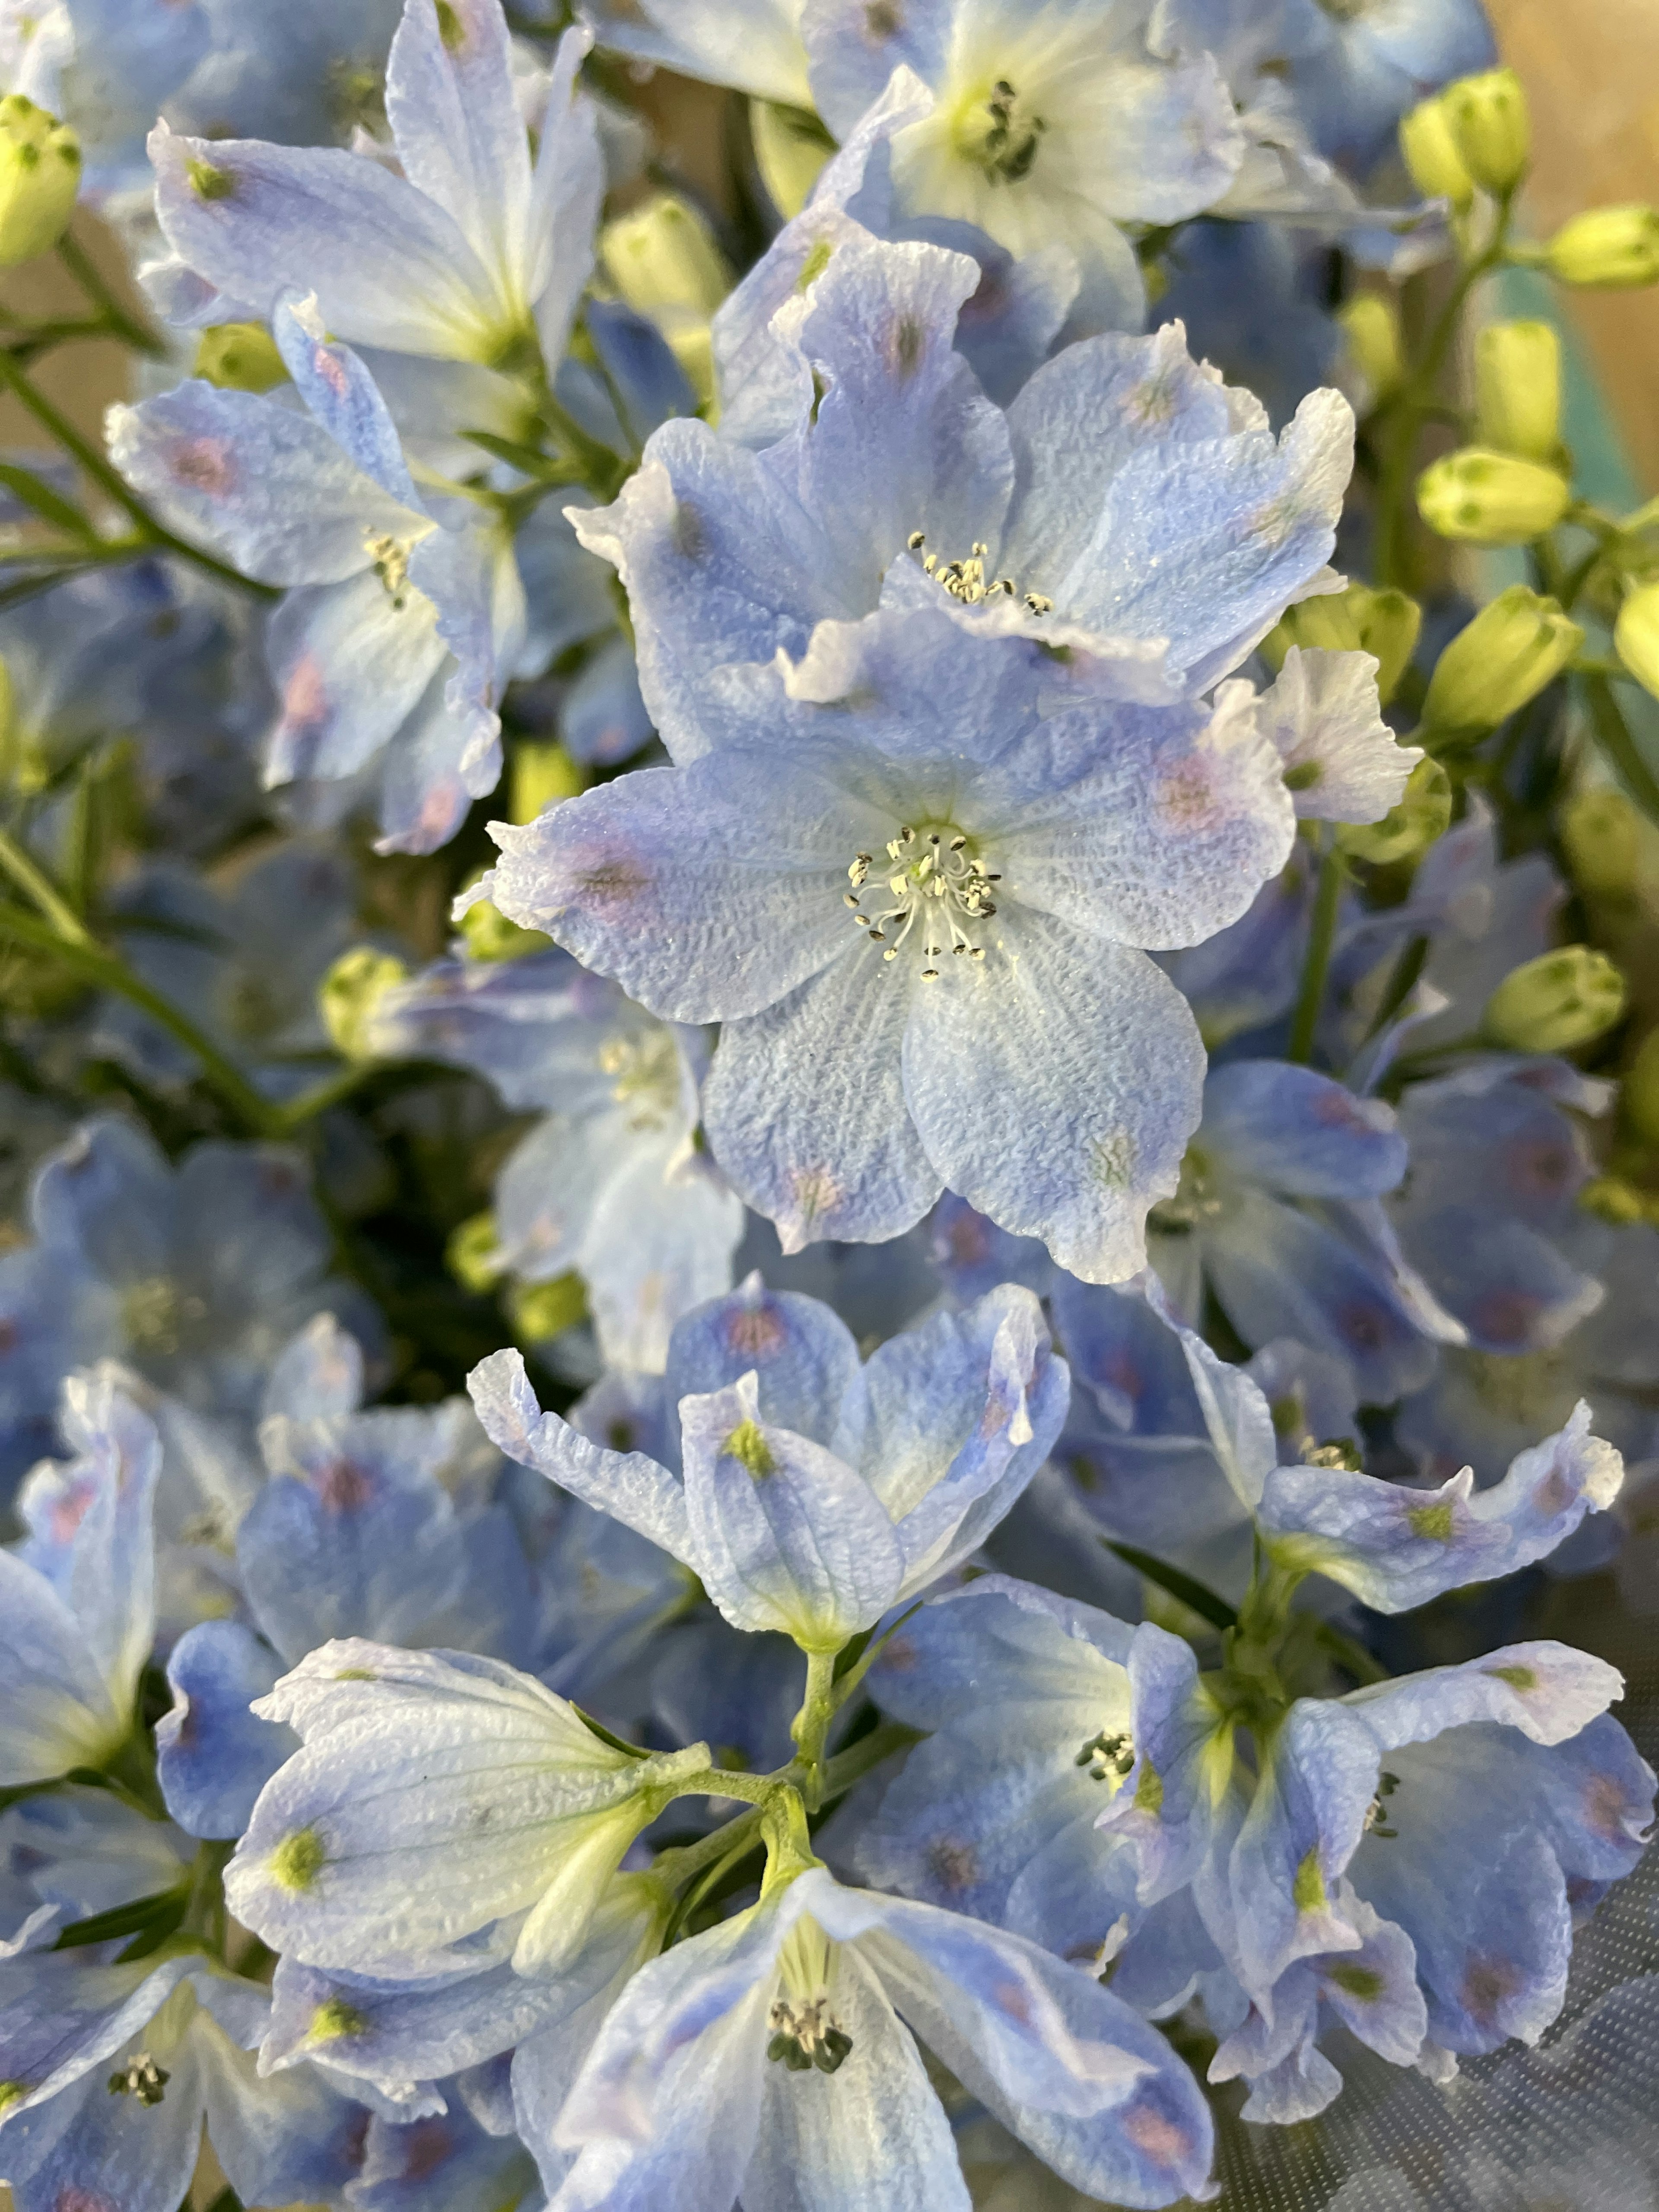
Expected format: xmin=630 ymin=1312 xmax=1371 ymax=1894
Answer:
xmin=1074 ymin=1728 xmax=1135 ymax=1784
xmin=1146 ymin=1144 xmax=1226 ymax=1236
xmin=597 ymin=1028 xmax=681 ymax=1129
xmin=768 ymin=1914 xmax=852 ymax=2075
xmin=121 ymin=1276 xmax=206 ymax=1357
xmin=906 ymin=531 xmax=1052 ymax=614
xmin=108 ymin=2053 xmax=169 ymax=2105
xmin=844 ymin=824 xmax=1001 ymax=980
xmin=954 ymin=76 xmax=1047 ymax=184
xmin=1363 ymin=1769 xmax=1401 ymax=1839
xmin=364 ymin=531 xmax=414 ymax=610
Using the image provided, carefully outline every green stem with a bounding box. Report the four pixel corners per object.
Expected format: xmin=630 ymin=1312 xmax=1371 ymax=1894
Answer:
xmin=1287 ymin=835 xmax=1345 ymax=1065
xmin=1581 ymin=672 xmax=1659 ymax=830
xmin=0 ymin=352 xmax=275 ymax=601
xmin=0 ymin=824 xmax=92 ymax=944
xmin=818 ymin=1720 xmax=922 ymax=1798
xmin=0 ymin=902 xmax=283 ymax=1137
xmin=1360 ymin=931 xmax=1430 ymax=1047
xmin=655 ymin=1806 xmax=766 ymax=1897
xmin=270 ymin=1059 xmax=380 ymax=1132
xmin=55 ymin=231 xmax=167 ymax=357
xmin=539 ymin=385 xmax=627 ymax=499
xmin=666 ymin=1764 xmax=777 ymax=1807
xmin=790 ymin=1648 xmax=839 ymax=1808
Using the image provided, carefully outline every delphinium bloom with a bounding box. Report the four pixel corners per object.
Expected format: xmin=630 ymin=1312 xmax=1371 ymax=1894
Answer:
xmin=473 ymin=604 xmax=1298 ymax=1276
xmin=362 ymin=943 xmax=743 ymax=1372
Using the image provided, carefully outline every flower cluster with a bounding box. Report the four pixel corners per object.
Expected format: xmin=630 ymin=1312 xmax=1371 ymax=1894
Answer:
xmin=0 ymin=1 xmax=1657 ymax=2207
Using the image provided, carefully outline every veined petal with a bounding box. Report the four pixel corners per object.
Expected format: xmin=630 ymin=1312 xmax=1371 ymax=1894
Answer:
xmin=529 ymin=28 xmax=605 ymax=370
xmin=385 ymin=0 xmax=534 ymax=291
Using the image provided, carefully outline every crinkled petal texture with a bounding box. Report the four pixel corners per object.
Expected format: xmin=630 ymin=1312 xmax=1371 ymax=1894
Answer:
xmin=551 ymin=1866 xmax=1214 ymax=2212
xmin=1258 ymin=1401 xmax=1625 ymax=1611
xmin=224 ymin=1639 xmax=708 ymax=1980
xmin=1256 ymin=648 xmax=1420 ymax=823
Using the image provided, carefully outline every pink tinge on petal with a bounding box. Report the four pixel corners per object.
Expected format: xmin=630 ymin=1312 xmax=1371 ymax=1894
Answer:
xmin=281 ymin=656 xmax=331 ymax=735
xmin=721 ymin=1303 xmax=788 ymax=1360
xmin=168 ymin=435 xmax=237 ymax=497
xmin=313 ymin=1458 xmax=377 ymax=1515
xmin=1151 ymin=757 xmax=1224 ymax=836
xmin=311 ymin=343 xmax=351 ymax=399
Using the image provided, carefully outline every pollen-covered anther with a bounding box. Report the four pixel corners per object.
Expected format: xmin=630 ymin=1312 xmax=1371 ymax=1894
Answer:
xmin=906 ymin=531 xmax=1049 ymax=613
xmin=1363 ymin=1769 xmax=1402 ymax=1839
xmin=766 ymin=1994 xmax=854 ymax=2075
xmin=843 ymin=825 xmax=998 ymax=974
xmin=108 ymin=2053 xmax=170 ymax=2105
xmin=957 ymin=77 xmax=1048 ymax=186
xmin=1074 ymin=1728 xmax=1136 ymax=1783
xmin=364 ymin=531 xmax=414 ymax=610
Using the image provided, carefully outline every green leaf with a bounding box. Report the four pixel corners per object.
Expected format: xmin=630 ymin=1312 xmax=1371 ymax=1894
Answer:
xmin=1102 ymin=1540 xmax=1239 ymax=1632
xmin=461 ymin=428 xmax=572 ymax=481
xmin=52 ymin=1887 xmax=188 ymax=1951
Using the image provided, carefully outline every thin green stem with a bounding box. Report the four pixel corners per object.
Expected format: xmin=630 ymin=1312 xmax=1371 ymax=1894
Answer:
xmin=655 ymin=1805 xmax=766 ymax=1895
xmin=55 ymin=231 xmax=167 ymax=356
xmin=0 ymin=823 xmax=92 ymax=944
xmin=1287 ymin=835 xmax=1345 ymax=1065
xmin=666 ymin=1764 xmax=777 ymax=1806
xmin=1581 ymin=673 xmax=1659 ymax=830
xmin=819 ymin=1720 xmax=922 ymax=1798
xmin=0 ymin=352 xmax=276 ymax=600
xmin=539 ymin=385 xmax=627 ymax=499
xmin=0 ymin=902 xmax=283 ymax=1137
xmin=790 ymin=1648 xmax=839 ymax=1807
xmin=270 ymin=1059 xmax=381 ymax=1132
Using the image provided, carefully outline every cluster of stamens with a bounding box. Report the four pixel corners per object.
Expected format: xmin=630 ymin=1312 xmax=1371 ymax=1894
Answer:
xmin=597 ymin=1029 xmax=680 ymax=1130
xmin=767 ymin=1994 xmax=854 ymax=2075
xmin=365 ymin=531 xmax=413 ymax=610
xmin=1363 ymin=1770 xmax=1402 ymax=1840
xmin=907 ymin=532 xmax=1052 ymax=614
xmin=963 ymin=78 xmax=1047 ymax=185
xmin=1074 ymin=1729 xmax=1136 ymax=1784
xmin=845 ymin=827 xmax=1000 ymax=979
xmin=108 ymin=2053 xmax=169 ymax=2105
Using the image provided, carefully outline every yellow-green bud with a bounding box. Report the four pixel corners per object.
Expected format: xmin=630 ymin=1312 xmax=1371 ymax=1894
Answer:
xmin=458 ymin=895 xmax=550 ymax=963
xmin=1337 ymin=756 xmax=1451 ymax=867
xmin=1443 ymin=67 xmax=1530 ymax=197
xmin=194 ymin=321 xmax=289 ymax=394
xmin=1417 ymin=447 xmax=1570 ymax=546
xmin=1260 ymin=585 xmax=1421 ymax=705
xmin=511 ymin=740 xmax=587 ymax=825
xmin=1614 ymin=579 xmax=1659 ymax=701
xmin=318 ymin=946 xmax=408 ymax=1060
xmin=1475 ymin=321 xmax=1560 ymax=462
xmin=1481 ymin=946 xmax=1625 ymax=1054
xmin=1578 ymin=1173 xmax=1648 ymax=1226
xmin=1338 ymin=295 xmax=1405 ymax=405
xmin=1421 ymin=586 xmax=1584 ymax=734
xmin=447 ymin=1211 xmax=503 ymax=1294
xmin=1563 ymin=788 xmax=1641 ymax=903
xmin=1545 ymin=205 xmax=1659 ymax=289
xmin=0 ymin=95 xmax=80 ymax=267
xmin=601 ymin=192 xmax=732 ymax=406
xmin=1399 ymin=95 xmax=1475 ymax=209
xmin=510 ymin=1270 xmax=589 ymax=1341
xmin=1622 ymin=1030 xmax=1659 ymax=1147
xmin=750 ymin=99 xmax=836 ymax=222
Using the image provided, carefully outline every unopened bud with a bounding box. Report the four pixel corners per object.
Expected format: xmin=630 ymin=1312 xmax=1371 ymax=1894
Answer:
xmin=510 ymin=1270 xmax=589 ymax=1342
xmin=1339 ymin=295 xmax=1405 ymax=405
xmin=1399 ymin=95 xmax=1475 ymax=209
xmin=1563 ymin=788 xmax=1641 ymax=903
xmin=1337 ymin=756 xmax=1450 ymax=867
xmin=458 ymin=896 xmax=550 ymax=963
xmin=447 ymin=1211 xmax=503 ymax=1294
xmin=1422 ymin=586 xmax=1583 ymax=734
xmin=1417 ymin=447 xmax=1570 ymax=546
xmin=1622 ymin=1031 xmax=1659 ymax=1147
xmin=1262 ymin=585 xmax=1421 ymax=706
xmin=318 ymin=946 xmax=408 ymax=1061
xmin=1545 ymin=205 xmax=1659 ymax=289
xmin=1578 ymin=1174 xmax=1648 ymax=1226
xmin=750 ymin=99 xmax=835 ymax=222
xmin=1443 ymin=67 xmax=1530 ymax=197
xmin=1614 ymin=580 xmax=1659 ymax=700
xmin=1482 ymin=946 xmax=1625 ymax=1054
xmin=0 ymin=95 xmax=80 ymax=267
xmin=601 ymin=192 xmax=732 ymax=406
xmin=1475 ymin=321 xmax=1560 ymax=462
xmin=511 ymin=740 xmax=587 ymax=825
xmin=194 ymin=321 xmax=289 ymax=393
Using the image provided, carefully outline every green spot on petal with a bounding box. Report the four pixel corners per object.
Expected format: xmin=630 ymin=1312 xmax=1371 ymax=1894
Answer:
xmin=271 ymin=1826 xmax=327 ymax=1892
xmin=722 ymin=1417 xmax=775 ymax=1479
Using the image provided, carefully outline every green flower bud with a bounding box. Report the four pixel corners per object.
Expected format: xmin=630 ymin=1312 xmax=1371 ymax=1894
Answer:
xmin=1545 ymin=205 xmax=1659 ymax=289
xmin=1399 ymin=95 xmax=1475 ymax=208
xmin=510 ymin=1270 xmax=589 ymax=1342
xmin=194 ymin=321 xmax=289 ymax=394
xmin=446 ymin=1211 xmax=503 ymax=1294
xmin=1443 ymin=67 xmax=1530 ymax=197
xmin=318 ymin=946 xmax=408 ymax=1060
xmin=1260 ymin=585 xmax=1421 ymax=705
xmin=1622 ymin=1030 xmax=1659 ymax=1147
xmin=1417 ymin=448 xmax=1570 ymax=546
xmin=750 ymin=100 xmax=836 ymax=222
xmin=1421 ymin=585 xmax=1584 ymax=734
xmin=1475 ymin=320 xmax=1561 ymax=462
xmin=1338 ymin=295 xmax=1405 ymax=405
xmin=1563 ymin=788 xmax=1641 ymax=903
xmin=1615 ymin=579 xmax=1659 ymax=701
xmin=601 ymin=193 xmax=733 ymax=407
xmin=1481 ymin=946 xmax=1625 ymax=1054
xmin=458 ymin=895 xmax=550 ymax=963
xmin=1337 ymin=756 xmax=1450 ymax=867
xmin=511 ymin=739 xmax=587 ymax=825
xmin=0 ymin=95 xmax=81 ymax=267
xmin=1578 ymin=1174 xmax=1648 ymax=1226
